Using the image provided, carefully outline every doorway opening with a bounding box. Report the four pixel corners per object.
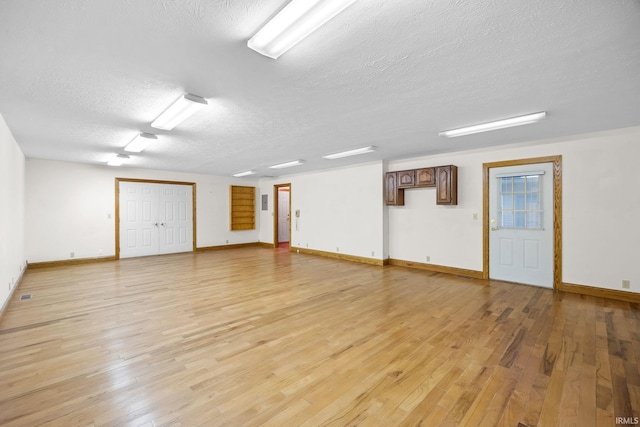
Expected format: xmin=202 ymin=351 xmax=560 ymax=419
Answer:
xmin=273 ymin=184 xmax=291 ymax=250
xmin=482 ymin=156 xmax=562 ymax=289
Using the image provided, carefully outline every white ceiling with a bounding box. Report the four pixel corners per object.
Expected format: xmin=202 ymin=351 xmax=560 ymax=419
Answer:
xmin=1 ymin=0 xmax=639 ymax=177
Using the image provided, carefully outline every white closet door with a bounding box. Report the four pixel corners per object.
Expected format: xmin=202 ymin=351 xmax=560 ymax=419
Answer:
xmin=158 ymin=185 xmax=193 ymax=255
xmin=119 ymin=181 xmax=193 ymax=258
xmin=119 ymin=182 xmax=159 ymax=259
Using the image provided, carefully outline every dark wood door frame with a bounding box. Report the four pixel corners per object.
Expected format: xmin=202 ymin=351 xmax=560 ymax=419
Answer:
xmin=115 ymin=178 xmax=197 ymax=260
xmin=482 ymin=156 xmax=562 ymax=289
xmin=273 ymin=183 xmax=292 ymax=249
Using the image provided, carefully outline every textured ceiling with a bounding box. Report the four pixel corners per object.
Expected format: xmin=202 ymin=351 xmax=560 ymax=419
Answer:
xmin=1 ymin=0 xmax=639 ymax=177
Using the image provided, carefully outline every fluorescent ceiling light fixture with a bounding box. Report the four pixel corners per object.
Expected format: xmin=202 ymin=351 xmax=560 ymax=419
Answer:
xmin=248 ymin=0 xmax=358 ymax=59
xmin=107 ymin=154 xmax=130 ymax=167
xmin=438 ymin=112 xmax=547 ymax=138
xmin=233 ymin=170 xmax=256 ymax=177
xmin=322 ymin=145 xmax=376 ymax=160
xmin=268 ymin=160 xmax=305 ymax=169
xmin=151 ymin=93 xmax=208 ymax=130
xmin=124 ymin=132 xmax=157 ymax=153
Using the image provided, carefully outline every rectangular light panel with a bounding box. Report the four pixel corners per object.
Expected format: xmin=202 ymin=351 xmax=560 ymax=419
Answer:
xmin=248 ymin=0 xmax=358 ymax=59
xmin=439 ymin=112 xmax=547 ymax=138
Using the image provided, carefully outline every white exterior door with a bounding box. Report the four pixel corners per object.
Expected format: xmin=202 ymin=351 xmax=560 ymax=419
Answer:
xmin=119 ymin=181 xmax=193 ymax=259
xmin=489 ymin=162 xmax=554 ymax=288
xmin=278 ymin=188 xmax=290 ymax=243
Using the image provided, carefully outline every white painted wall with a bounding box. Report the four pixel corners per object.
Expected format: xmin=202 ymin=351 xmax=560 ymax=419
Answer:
xmin=25 ymin=159 xmax=259 ymax=263
xmin=259 ymin=162 xmax=385 ymax=260
xmin=19 ymin=126 xmax=640 ymax=297
xmin=388 ymin=126 xmax=640 ymax=293
xmin=0 ymin=114 xmax=26 ymax=309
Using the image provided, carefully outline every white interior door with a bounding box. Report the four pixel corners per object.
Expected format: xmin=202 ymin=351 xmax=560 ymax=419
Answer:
xmin=489 ymin=163 xmax=554 ymax=287
xmin=119 ymin=181 xmax=193 ymax=259
xmin=119 ymin=182 xmax=159 ymax=259
xmin=158 ymin=185 xmax=193 ymax=254
xmin=278 ymin=188 xmax=290 ymax=243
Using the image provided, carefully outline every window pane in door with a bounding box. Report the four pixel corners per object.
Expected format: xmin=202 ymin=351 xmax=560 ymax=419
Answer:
xmin=513 ymin=176 xmax=525 ymax=193
xmin=498 ymin=173 xmax=543 ymax=230
xmin=501 ymin=211 xmax=513 ymax=228
xmin=501 ymin=178 xmax=513 ymax=193
xmin=501 ymin=194 xmax=513 ymax=209
xmin=526 ymin=212 xmax=542 ymax=228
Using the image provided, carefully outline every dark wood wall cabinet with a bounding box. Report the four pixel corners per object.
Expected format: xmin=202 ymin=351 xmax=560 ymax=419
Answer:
xmin=385 ymin=165 xmax=457 ymax=206
xmin=397 ymin=170 xmax=416 ymax=188
xmin=385 ymin=171 xmax=404 ymax=206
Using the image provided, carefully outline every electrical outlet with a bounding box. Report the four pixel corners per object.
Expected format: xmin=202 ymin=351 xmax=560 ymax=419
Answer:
xmin=226 ymin=240 xmax=229 ymax=244
xmin=622 ymin=280 xmax=630 ymax=289
xmin=426 ymin=256 xmax=430 ymax=262
xmin=306 ymin=243 xmax=308 ymax=248
xmin=336 ymin=247 xmax=339 ymax=252
xmin=473 ymin=213 xmax=478 ymax=220
xmin=371 ymin=251 xmax=375 ymax=257
xmin=70 ymin=252 xmax=75 ymax=258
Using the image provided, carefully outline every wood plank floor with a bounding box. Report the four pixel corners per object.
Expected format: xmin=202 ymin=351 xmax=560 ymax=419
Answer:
xmin=1 ymin=248 xmax=639 ymax=426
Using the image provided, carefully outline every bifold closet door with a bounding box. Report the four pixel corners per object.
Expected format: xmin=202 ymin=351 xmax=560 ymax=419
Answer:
xmin=157 ymin=184 xmax=193 ymax=255
xmin=119 ymin=182 xmax=193 ymax=259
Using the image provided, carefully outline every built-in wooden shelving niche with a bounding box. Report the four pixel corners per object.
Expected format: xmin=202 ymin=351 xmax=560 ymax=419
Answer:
xmin=230 ymin=185 xmax=256 ymax=230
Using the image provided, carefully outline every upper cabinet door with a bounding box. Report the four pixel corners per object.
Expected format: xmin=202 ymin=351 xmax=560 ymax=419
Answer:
xmin=436 ymin=165 xmax=458 ymax=205
xmin=385 ymin=172 xmax=405 ymax=206
xmin=416 ymin=168 xmax=435 ymax=187
xmin=397 ymin=170 xmax=416 ymax=188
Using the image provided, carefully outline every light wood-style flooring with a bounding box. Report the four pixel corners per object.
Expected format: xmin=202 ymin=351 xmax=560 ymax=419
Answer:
xmin=1 ymin=248 xmax=639 ymax=426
